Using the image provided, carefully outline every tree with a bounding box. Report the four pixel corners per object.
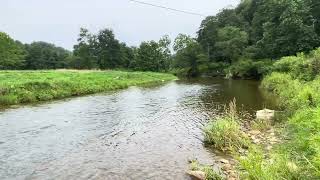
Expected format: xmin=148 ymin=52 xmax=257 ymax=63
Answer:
xmin=73 ymin=28 xmax=98 ymax=69
xmin=96 ymin=29 xmax=122 ymax=69
xmin=173 ymin=35 xmax=207 ymax=77
xmin=0 ymin=32 xmax=25 ymax=69
xmin=173 ymin=34 xmax=194 ymax=52
xmin=255 ymin=0 xmax=320 ymax=59
xmin=215 ymin=26 xmax=248 ymax=62
xmin=25 ymin=42 xmax=70 ymax=69
xmin=135 ymin=41 xmax=162 ymax=71
xmin=134 ymin=35 xmax=171 ymax=72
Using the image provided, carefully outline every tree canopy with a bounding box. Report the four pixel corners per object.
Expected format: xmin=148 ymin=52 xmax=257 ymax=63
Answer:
xmin=0 ymin=32 xmax=26 ymax=69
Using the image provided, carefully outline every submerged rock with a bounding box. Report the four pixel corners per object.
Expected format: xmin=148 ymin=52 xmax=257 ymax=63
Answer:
xmin=187 ymin=170 xmax=206 ymax=180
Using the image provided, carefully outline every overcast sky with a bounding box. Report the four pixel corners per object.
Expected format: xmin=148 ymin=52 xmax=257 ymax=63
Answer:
xmin=1 ymin=0 xmax=240 ymax=50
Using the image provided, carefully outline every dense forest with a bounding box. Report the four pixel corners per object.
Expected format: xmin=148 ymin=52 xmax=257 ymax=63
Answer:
xmin=1 ymin=0 xmax=320 ymax=79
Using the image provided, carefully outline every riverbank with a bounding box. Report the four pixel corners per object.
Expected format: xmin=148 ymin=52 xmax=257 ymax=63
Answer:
xmin=0 ymin=70 xmax=177 ymax=106
xmin=196 ymin=48 xmax=320 ymax=179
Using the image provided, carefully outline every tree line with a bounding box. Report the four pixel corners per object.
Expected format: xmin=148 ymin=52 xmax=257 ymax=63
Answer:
xmin=1 ymin=0 xmax=320 ymax=78
xmin=0 ymin=29 xmax=171 ymax=71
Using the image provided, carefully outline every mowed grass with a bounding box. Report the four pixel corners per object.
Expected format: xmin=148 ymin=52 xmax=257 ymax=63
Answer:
xmin=0 ymin=70 xmax=177 ymax=106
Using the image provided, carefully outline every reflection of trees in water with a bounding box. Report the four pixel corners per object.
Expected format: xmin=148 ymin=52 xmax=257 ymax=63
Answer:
xmin=178 ymin=78 xmax=280 ymax=114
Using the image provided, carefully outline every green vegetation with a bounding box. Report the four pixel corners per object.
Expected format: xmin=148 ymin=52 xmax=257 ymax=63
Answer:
xmin=204 ymin=100 xmax=249 ymax=152
xmin=204 ymin=116 xmax=249 ymax=152
xmin=2 ymin=1 xmax=319 ymax=78
xmin=235 ymin=48 xmax=320 ymax=179
xmin=177 ymin=0 xmax=320 ymax=77
xmin=0 ymin=70 xmax=176 ymax=106
xmin=190 ymin=160 xmax=223 ymax=180
xmin=201 ymin=48 xmax=320 ymax=178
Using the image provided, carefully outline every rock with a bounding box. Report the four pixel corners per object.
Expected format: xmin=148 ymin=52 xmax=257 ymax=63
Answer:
xmin=248 ymin=130 xmax=261 ymax=135
xmin=187 ymin=170 xmax=206 ymax=180
xmin=219 ymin=158 xmax=229 ymax=164
xmin=266 ymin=145 xmax=272 ymax=151
xmin=269 ymin=137 xmax=278 ymax=143
xmin=252 ymin=138 xmax=260 ymax=144
xmin=256 ymin=109 xmax=275 ymax=121
xmin=222 ymin=164 xmax=232 ymax=171
xmin=270 ymin=132 xmax=275 ymax=136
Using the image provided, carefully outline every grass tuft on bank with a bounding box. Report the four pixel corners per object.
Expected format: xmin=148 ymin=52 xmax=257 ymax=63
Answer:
xmin=204 ymin=100 xmax=250 ymax=152
xmin=0 ymin=70 xmax=176 ymax=106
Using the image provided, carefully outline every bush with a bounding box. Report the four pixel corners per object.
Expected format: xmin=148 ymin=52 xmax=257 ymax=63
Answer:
xmin=273 ymin=48 xmax=320 ymax=81
xmin=226 ymin=59 xmax=273 ymax=79
xmin=262 ymin=72 xmax=320 ymax=109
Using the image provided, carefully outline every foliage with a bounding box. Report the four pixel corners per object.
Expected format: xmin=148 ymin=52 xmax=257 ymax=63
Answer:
xmin=226 ymin=59 xmax=273 ymax=79
xmin=204 ymin=116 xmax=249 ymax=152
xmin=24 ymin=41 xmax=71 ymax=69
xmin=134 ymin=36 xmax=171 ymax=72
xmin=173 ymin=34 xmax=208 ymax=77
xmin=0 ymin=70 xmax=176 ymax=106
xmin=190 ymin=160 xmax=223 ymax=180
xmin=0 ymin=32 xmax=26 ymax=69
xmin=204 ymin=100 xmax=249 ymax=152
xmin=194 ymin=0 xmax=320 ymax=78
xmin=215 ymin=26 xmax=248 ymax=63
xmin=238 ymin=147 xmax=301 ymax=180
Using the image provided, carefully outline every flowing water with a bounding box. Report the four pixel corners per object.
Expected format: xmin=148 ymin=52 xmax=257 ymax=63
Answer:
xmin=0 ymin=78 xmax=277 ymax=180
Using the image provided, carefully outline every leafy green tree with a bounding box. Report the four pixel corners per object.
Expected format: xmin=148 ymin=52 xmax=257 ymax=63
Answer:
xmin=73 ymin=28 xmax=98 ymax=69
xmin=215 ymin=26 xmax=248 ymax=62
xmin=0 ymin=32 xmax=26 ymax=69
xmin=173 ymin=35 xmax=207 ymax=76
xmin=173 ymin=34 xmax=194 ymax=52
xmin=134 ymin=35 xmax=171 ymax=72
xmin=158 ymin=35 xmax=172 ymax=70
xmin=25 ymin=42 xmax=70 ymax=69
xmin=96 ymin=29 xmax=122 ymax=69
xmin=119 ymin=43 xmax=134 ymax=69
xmin=256 ymin=0 xmax=320 ymax=58
xmin=135 ymin=41 xmax=162 ymax=71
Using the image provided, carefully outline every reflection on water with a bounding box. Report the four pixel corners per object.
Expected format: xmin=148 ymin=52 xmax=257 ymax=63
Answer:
xmin=0 ymin=78 xmax=277 ymax=180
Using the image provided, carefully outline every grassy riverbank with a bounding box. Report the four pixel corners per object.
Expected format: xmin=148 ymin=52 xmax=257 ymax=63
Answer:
xmin=0 ymin=70 xmax=176 ymax=106
xmin=200 ymin=48 xmax=320 ymax=179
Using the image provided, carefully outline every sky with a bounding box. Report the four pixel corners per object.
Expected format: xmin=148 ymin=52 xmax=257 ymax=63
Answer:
xmin=1 ymin=0 xmax=240 ymax=50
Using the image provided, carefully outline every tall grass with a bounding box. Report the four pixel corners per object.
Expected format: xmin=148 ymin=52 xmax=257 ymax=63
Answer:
xmin=0 ymin=70 xmax=176 ymax=106
xmin=204 ymin=100 xmax=249 ymax=152
xmin=238 ymin=48 xmax=320 ymax=179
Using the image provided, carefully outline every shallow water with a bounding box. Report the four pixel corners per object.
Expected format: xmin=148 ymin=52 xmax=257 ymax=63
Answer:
xmin=0 ymin=78 xmax=277 ymax=180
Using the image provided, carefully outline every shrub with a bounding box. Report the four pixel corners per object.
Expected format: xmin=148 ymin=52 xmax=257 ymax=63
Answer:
xmin=272 ymin=49 xmax=320 ymax=81
xmin=226 ymin=59 xmax=273 ymax=79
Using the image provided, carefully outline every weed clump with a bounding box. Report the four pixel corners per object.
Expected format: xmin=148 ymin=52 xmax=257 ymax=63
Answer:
xmin=189 ymin=160 xmax=223 ymax=180
xmin=204 ymin=100 xmax=249 ymax=152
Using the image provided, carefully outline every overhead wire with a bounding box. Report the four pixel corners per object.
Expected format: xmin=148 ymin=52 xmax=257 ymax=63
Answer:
xmin=129 ymin=0 xmax=207 ymax=17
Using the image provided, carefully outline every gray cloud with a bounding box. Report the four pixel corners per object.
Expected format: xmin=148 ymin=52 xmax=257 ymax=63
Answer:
xmin=1 ymin=0 xmax=240 ymax=50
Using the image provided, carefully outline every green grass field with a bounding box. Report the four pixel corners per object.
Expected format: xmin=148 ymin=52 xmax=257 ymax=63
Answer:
xmin=0 ymin=70 xmax=177 ymax=106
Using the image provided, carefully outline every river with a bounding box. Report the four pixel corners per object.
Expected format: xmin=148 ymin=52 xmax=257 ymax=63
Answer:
xmin=0 ymin=78 xmax=277 ymax=180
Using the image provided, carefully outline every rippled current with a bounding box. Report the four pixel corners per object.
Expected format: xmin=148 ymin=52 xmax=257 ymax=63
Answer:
xmin=0 ymin=78 xmax=277 ymax=180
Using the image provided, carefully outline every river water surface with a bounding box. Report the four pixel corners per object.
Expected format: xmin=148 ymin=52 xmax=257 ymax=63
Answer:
xmin=0 ymin=78 xmax=277 ymax=180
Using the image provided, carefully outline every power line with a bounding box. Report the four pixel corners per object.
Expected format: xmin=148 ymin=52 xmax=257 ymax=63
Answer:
xmin=129 ymin=0 xmax=207 ymax=17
